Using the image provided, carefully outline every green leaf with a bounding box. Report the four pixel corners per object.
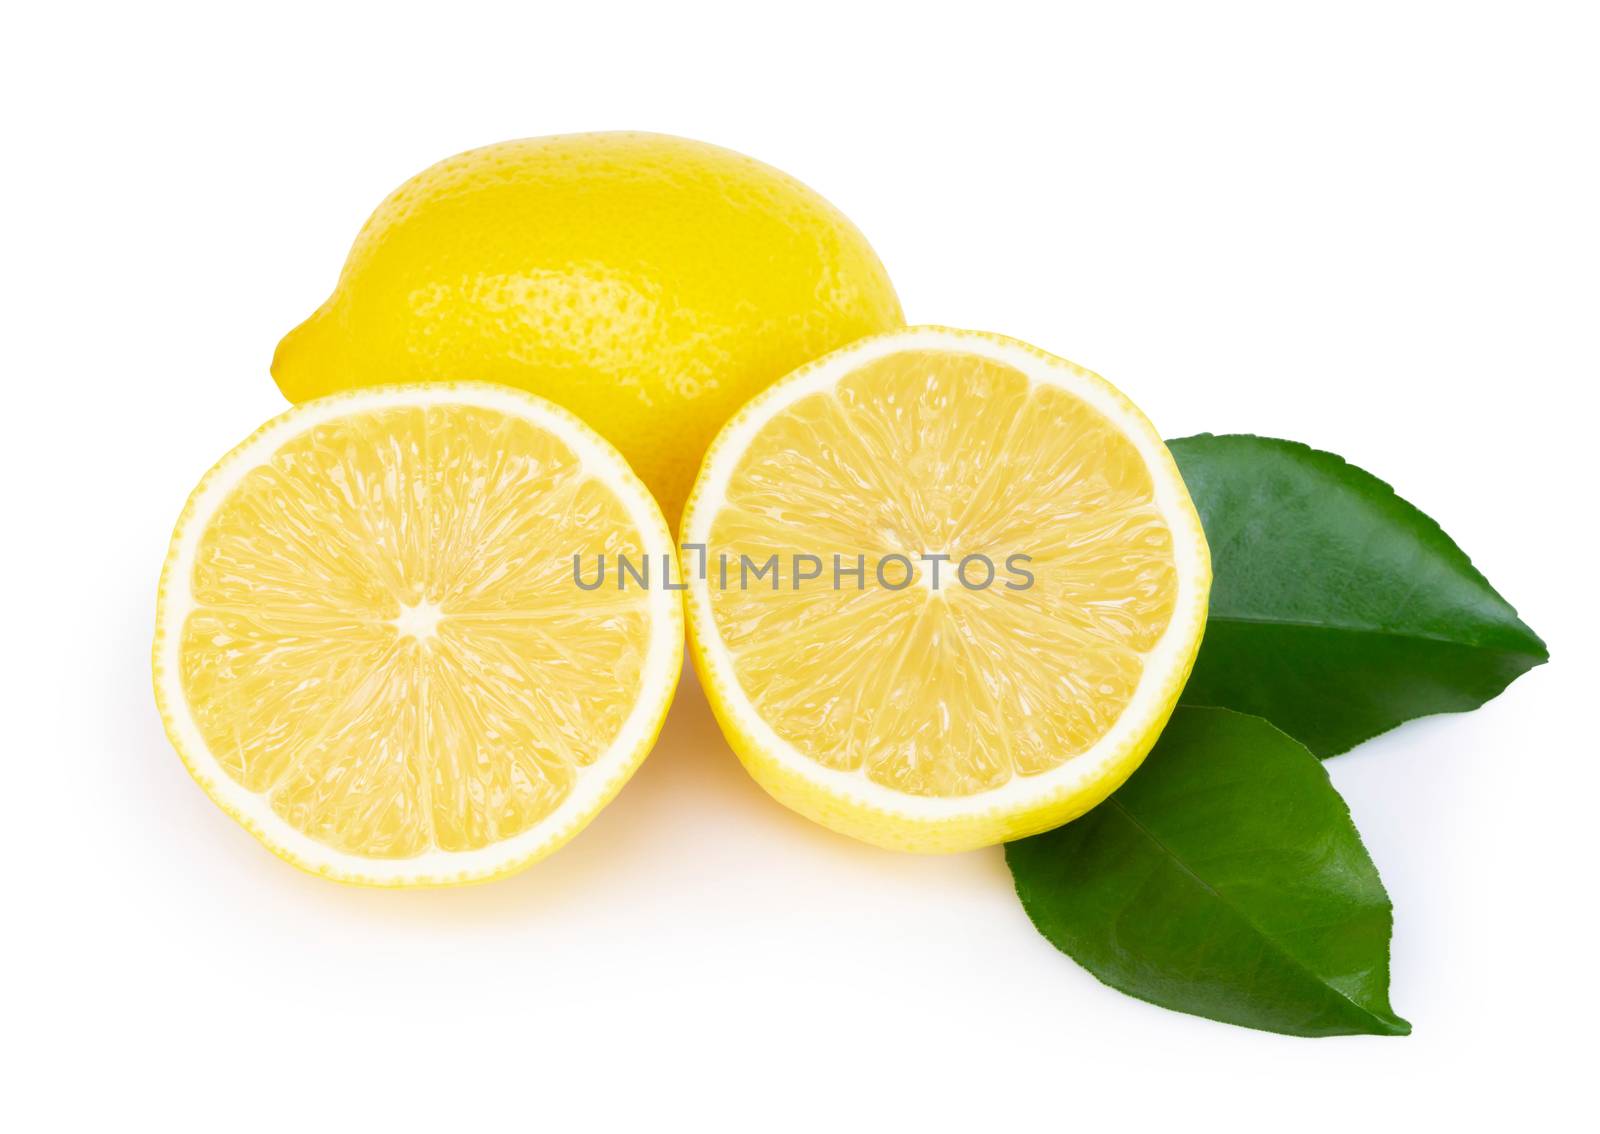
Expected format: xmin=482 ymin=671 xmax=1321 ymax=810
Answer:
xmin=1168 ymin=434 xmax=1546 ymax=756
xmin=1007 ymin=707 xmax=1409 ymax=1037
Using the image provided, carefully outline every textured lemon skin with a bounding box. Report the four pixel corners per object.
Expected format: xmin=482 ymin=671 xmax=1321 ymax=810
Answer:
xmin=153 ymin=384 xmax=683 ymax=888
xmin=681 ymin=327 xmax=1212 ymax=854
xmin=273 ymin=133 xmax=904 ymax=525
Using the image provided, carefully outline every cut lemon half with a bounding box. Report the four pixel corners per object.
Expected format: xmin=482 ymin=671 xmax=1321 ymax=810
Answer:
xmin=153 ymin=384 xmax=682 ymax=886
xmin=682 ymin=327 xmax=1210 ymax=852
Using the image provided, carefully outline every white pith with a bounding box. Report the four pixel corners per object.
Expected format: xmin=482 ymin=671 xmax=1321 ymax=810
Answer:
xmin=682 ymin=327 xmax=1209 ymax=824
xmin=153 ymin=382 xmax=683 ymax=885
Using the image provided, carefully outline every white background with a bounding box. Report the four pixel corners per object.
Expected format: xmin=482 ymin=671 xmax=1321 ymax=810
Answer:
xmin=7 ymin=2 xmax=1597 ymax=1129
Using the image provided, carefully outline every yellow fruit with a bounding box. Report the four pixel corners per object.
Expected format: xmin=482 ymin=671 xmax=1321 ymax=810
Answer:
xmin=273 ymin=132 xmax=904 ymax=524
xmin=153 ymin=383 xmax=682 ymax=885
xmin=682 ymin=327 xmax=1211 ymax=852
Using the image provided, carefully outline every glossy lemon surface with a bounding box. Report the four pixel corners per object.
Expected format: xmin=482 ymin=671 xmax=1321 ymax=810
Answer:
xmin=274 ymin=133 xmax=904 ymax=523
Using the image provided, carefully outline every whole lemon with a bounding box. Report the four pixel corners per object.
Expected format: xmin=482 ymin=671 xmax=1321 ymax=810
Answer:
xmin=273 ymin=132 xmax=904 ymax=522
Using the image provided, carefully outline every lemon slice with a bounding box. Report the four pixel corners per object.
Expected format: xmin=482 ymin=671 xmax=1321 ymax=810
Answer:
xmin=153 ymin=384 xmax=682 ymax=885
xmin=682 ymin=327 xmax=1210 ymax=852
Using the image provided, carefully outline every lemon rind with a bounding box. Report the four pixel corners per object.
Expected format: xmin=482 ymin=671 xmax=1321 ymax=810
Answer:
xmin=680 ymin=326 xmax=1210 ymax=852
xmin=153 ymin=382 xmax=683 ymax=887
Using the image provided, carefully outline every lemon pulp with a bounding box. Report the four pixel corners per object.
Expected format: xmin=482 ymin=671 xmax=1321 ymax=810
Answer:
xmin=157 ymin=386 xmax=680 ymax=883
xmin=684 ymin=328 xmax=1209 ymax=851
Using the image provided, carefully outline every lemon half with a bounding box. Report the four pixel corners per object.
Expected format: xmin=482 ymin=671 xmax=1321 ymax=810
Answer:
xmin=682 ymin=328 xmax=1210 ymax=852
xmin=154 ymin=384 xmax=682 ymax=885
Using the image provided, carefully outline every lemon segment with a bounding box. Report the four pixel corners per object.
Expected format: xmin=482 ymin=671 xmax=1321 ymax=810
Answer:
xmin=682 ymin=328 xmax=1210 ymax=852
xmin=154 ymin=384 xmax=682 ymax=885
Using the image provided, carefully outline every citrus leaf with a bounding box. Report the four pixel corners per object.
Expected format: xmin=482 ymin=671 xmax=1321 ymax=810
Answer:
xmin=1007 ymin=707 xmax=1409 ymax=1037
xmin=1168 ymin=434 xmax=1546 ymax=755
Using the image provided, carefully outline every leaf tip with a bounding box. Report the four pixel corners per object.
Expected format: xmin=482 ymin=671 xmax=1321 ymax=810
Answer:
xmin=1378 ymin=1012 xmax=1413 ymax=1037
